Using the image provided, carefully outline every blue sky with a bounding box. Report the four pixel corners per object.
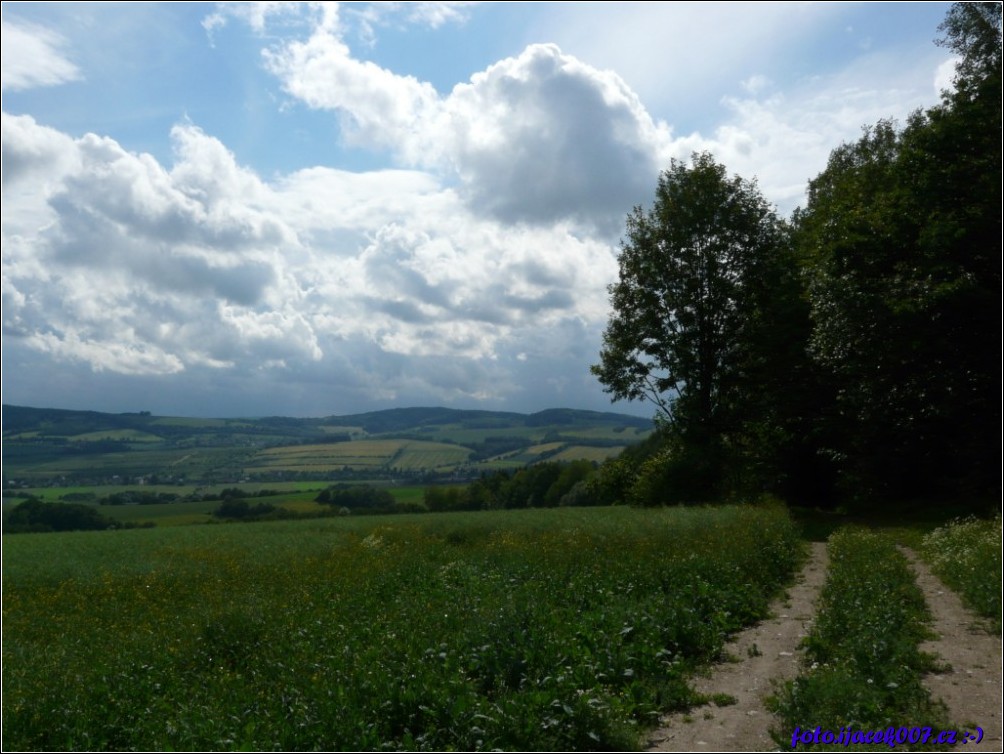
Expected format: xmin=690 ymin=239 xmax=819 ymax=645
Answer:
xmin=1 ymin=1 xmax=956 ymax=418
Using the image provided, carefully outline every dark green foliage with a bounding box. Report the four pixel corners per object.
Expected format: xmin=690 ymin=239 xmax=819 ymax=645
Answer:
xmin=425 ymin=460 xmax=600 ymax=511
xmin=937 ymin=2 xmax=1002 ymax=97
xmin=592 ymin=153 xmax=821 ymax=503
xmin=99 ymin=490 xmax=179 ymax=505
xmin=213 ymin=498 xmax=277 ymax=520
xmin=796 ymin=9 xmax=1001 ymax=503
xmin=4 ymin=499 xmax=118 ymax=533
xmin=315 ymin=484 xmax=396 ymax=511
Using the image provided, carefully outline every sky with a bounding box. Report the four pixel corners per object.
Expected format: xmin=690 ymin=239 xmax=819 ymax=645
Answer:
xmin=1 ymin=1 xmax=957 ymax=418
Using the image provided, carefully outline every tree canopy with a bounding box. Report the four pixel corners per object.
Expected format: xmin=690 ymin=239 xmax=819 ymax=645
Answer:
xmin=591 ymin=3 xmax=999 ymax=508
xmin=591 ymin=153 xmax=811 ymax=500
xmin=796 ymin=3 xmax=1000 ymax=502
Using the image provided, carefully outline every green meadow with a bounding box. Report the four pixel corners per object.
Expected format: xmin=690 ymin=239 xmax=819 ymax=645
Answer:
xmin=2 ymin=504 xmax=801 ymax=751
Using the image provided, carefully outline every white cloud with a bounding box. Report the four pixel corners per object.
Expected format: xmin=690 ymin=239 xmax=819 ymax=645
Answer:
xmin=1 ymin=112 xmax=619 ymax=411
xmin=433 ymin=44 xmax=672 ymax=230
xmin=934 ymin=56 xmax=959 ymax=95
xmin=1 ymin=112 xmax=80 ymax=188
xmin=202 ymin=2 xmax=315 ymax=38
xmin=263 ymin=25 xmax=441 ymax=153
xmin=264 ymin=17 xmax=675 ymax=232
xmin=1 ymin=18 xmax=82 ymax=92
xmin=2 ymin=3 xmax=959 ymax=416
xmin=702 ymin=49 xmax=955 ymax=214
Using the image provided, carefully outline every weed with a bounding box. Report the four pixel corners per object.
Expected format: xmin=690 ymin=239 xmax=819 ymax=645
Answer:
xmin=711 ymin=693 xmax=737 ymax=707
xmin=921 ymin=516 xmax=1002 ymax=634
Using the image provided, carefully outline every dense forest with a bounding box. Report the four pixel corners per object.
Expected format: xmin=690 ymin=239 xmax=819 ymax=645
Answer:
xmin=589 ymin=3 xmax=1000 ymax=510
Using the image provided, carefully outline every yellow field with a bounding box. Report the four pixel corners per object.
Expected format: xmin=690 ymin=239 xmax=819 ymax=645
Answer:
xmin=245 ymin=439 xmax=471 ymax=474
xmin=525 ymin=442 xmax=564 ymax=456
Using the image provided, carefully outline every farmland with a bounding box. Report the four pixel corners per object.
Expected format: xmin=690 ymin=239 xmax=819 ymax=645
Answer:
xmin=246 ymin=439 xmax=472 ymax=474
xmin=2 ymin=405 xmax=652 ymax=486
xmin=2 ymin=504 xmax=801 ymax=751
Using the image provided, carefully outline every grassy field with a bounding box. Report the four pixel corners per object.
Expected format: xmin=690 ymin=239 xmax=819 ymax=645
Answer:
xmin=2 ymin=504 xmax=801 ymax=751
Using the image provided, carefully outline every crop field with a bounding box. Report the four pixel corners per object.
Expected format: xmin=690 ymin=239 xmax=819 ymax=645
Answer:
xmin=2 ymin=504 xmax=801 ymax=751
xmin=245 ymin=440 xmax=471 ymax=474
xmin=8 ymin=480 xmax=324 ymax=503
xmin=7 ymin=446 xmax=248 ymax=482
xmin=3 ymin=483 xmax=431 ymax=528
xmin=550 ymin=445 xmax=624 ymax=463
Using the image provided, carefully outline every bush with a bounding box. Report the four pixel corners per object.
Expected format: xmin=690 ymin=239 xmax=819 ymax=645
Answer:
xmin=4 ymin=499 xmax=118 ymax=533
xmin=213 ymin=499 xmax=277 ymax=520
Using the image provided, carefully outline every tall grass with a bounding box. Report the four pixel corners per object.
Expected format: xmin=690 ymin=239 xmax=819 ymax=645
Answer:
xmin=3 ymin=504 xmax=800 ymax=751
xmin=921 ymin=515 xmax=1002 ymax=633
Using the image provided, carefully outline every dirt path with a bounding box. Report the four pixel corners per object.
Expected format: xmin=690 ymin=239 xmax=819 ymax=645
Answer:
xmin=899 ymin=547 xmax=1003 ymax=752
xmin=646 ymin=541 xmax=829 ymax=752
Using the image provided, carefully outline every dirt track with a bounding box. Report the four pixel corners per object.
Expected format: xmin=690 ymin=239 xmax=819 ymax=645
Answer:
xmin=646 ymin=541 xmax=828 ymax=751
xmin=645 ymin=541 xmax=1003 ymax=752
xmin=900 ymin=547 xmax=1002 ymax=752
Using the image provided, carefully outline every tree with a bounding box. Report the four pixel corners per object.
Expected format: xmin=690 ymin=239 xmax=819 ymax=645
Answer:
xmin=936 ymin=1 xmax=1002 ymax=98
xmin=797 ymin=3 xmax=1000 ymax=503
xmin=592 ymin=153 xmax=806 ymax=500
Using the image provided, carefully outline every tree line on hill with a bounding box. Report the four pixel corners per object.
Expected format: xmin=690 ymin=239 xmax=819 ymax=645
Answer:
xmin=590 ymin=3 xmax=999 ymax=510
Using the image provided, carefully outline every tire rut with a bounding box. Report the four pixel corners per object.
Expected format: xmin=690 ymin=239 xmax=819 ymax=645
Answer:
xmin=646 ymin=541 xmax=829 ymax=752
xmin=898 ymin=546 xmax=1002 ymax=752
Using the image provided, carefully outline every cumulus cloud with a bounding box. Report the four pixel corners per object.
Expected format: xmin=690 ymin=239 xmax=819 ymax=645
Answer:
xmin=1 ymin=18 xmax=82 ymax=92
xmin=2 ymin=117 xmax=308 ymax=377
xmin=1 ymin=111 xmax=619 ymax=413
xmin=263 ymin=25 xmax=441 ymax=154
xmin=434 ymin=44 xmax=670 ymax=230
xmin=261 ymin=12 xmax=674 ymax=232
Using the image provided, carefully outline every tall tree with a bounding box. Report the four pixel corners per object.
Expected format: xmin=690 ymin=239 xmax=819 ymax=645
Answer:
xmin=592 ymin=153 xmax=810 ymax=500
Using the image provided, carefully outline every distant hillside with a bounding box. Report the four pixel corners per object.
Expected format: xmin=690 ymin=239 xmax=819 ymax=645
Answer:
xmin=2 ymin=405 xmax=653 ymax=485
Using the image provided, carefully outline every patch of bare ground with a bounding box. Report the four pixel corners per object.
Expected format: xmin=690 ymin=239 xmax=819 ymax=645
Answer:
xmin=899 ymin=547 xmax=1003 ymax=752
xmin=646 ymin=541 xmax=829 ymax=752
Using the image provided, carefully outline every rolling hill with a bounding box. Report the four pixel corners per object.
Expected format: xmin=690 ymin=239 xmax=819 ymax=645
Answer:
xmin=2 ymin=405 xmax=653 ymax=485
